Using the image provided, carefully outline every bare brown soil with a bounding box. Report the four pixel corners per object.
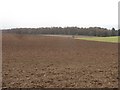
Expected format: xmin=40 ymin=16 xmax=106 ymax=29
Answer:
xmin=2 ymin=34 xmax=118 ymax=88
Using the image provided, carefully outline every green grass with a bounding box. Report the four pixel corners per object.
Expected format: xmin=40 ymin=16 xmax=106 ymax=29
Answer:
xmin=75 ymin=36 xmax=120 ymax=43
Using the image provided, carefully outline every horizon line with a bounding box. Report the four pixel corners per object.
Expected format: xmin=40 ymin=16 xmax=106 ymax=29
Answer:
xmin=0 ymin=26 xmax=118 ymax=30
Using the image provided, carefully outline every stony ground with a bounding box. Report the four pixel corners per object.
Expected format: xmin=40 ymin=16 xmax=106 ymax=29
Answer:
xmin=2 ymin=34 xmax=118 ymax=88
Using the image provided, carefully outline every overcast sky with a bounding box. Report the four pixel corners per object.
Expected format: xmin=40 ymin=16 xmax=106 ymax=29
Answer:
xmin=0 ymin=0 xmax=119 ymax=29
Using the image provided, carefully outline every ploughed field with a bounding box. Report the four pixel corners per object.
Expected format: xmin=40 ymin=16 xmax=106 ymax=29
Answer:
xmin=2 ymin=34 xmax=118 ymax=88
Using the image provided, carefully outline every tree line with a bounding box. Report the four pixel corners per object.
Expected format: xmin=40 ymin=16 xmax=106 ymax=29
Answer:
xmin=2 ymin=27 xmax=119 ymax=37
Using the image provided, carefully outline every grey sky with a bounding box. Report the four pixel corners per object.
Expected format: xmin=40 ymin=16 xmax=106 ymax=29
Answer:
xmin=0 ymin=0 xmax=119 ymax=29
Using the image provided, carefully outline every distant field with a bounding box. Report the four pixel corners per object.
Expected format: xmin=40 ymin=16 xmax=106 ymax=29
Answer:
xmin=75 ymin=36 xmax=119 ymax=43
